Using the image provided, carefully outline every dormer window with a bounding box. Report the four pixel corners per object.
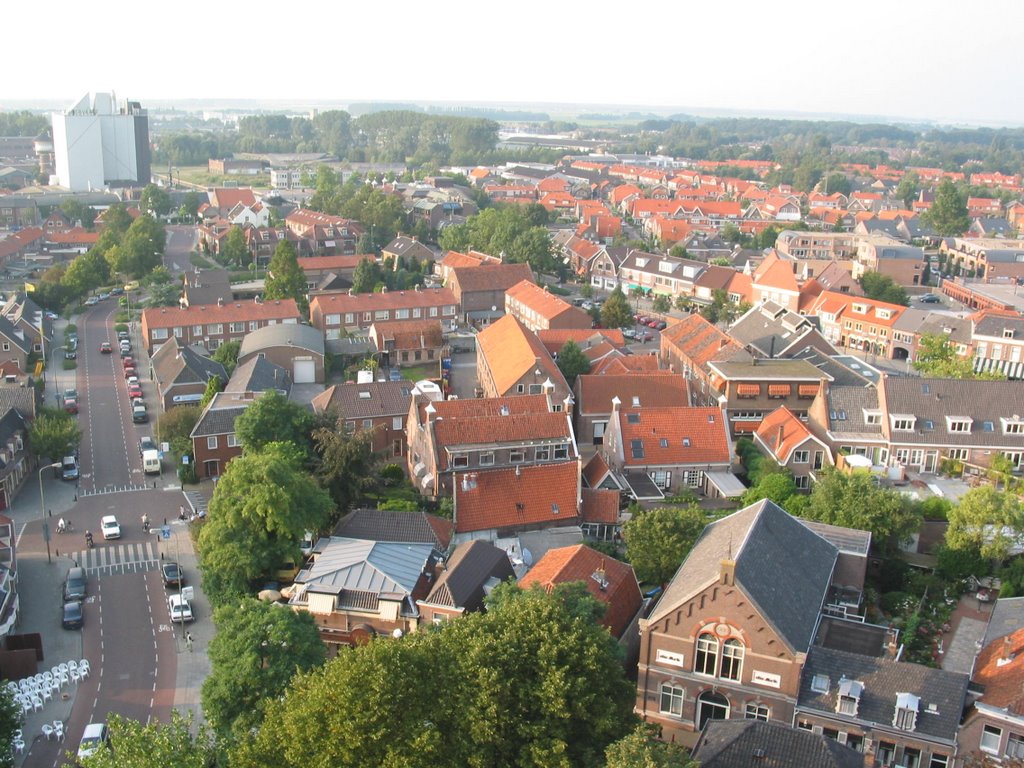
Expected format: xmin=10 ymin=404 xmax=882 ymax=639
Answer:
xmin=946 ymin=416 xmax=973 ymax=434
xmin=635 ymin=258 xmax=648 ymax=268
xmin=836 ymin=679 xmax=863 ymax=716
xmin=811 ymin=674 xmax=830 ymax=693
xmin=863 ymin=409 xmax=882 ymax=426
xmin=876 ymin=308 xmax=892 ymax=320
xmin=852 ymin=302 xmax=868 ymax=314
xmin=893 ymin=692 xmax=919 ymax=731
xmin=891 ymin=415 xmax=916 ymax=431
xmin=1001 ymin=418 xmax=1024 ymax=435
xmin=1004 ymin=328 xmax=1015 ymax=339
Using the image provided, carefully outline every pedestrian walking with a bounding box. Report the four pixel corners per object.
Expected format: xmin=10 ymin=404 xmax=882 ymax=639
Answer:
xmin=185 ymin=632 xmax=193 ymax=652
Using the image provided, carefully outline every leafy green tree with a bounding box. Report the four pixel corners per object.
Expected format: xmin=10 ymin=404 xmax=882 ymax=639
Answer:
xmin=913 ymin=333 xmax=1005 ymax=380
xmin=202 ymin=598 xmax=325 ymax=743
xmin=896 ymin=171 xmax=920 ymax=209
xmin=859 ymin=271 xmax=909 ymax=305
xmin=211 ymin=339 xmax=240 ymax=376
xmin=28 ymin=408 xmax=81 ymax=463
xmin=221 ymin=227 xmax=249 ymax=268
xmin=350 ymin=256 xmax=384 ymax=293
xmin=139 ymin=184 xmax=172 ymax=217
xmin=145 ymin=264 xmax=173 ymax=286
xmin=438 ymin=206 xmax=556 ymax=275
xmin=821 ymin=172 xmax=851 ymax=196
xmin=312 ymin=418 xmax=379 ymax=516
xmin=0 ymin=687 xmax=20 ymax=768
xmin=924 ymin=178 xmax=970 ymax=236
xmin=62 ymin=248 xmax=111 ymax=298
xmin=623 ymin=505 xmax=707 ymax=586
xmin=600 ymin=285 xmax=633 ymax=329
xmin=234 ymin=390 xmax=314 ymax=455
xmin=101 ymin=203 xmax=133 ymax=236
xmin=804 ymin=467 xmax=921 ymax=551
xmin=946 ymin=486 xmax=1024 ymax=562
xmin=197 ymin=442 xmax=333 ymax=606
xmin=740 ymin=471 xmax=799 ymax=509
xmin=111 ymin=214 xmax=167 ymax=277
xmin=652 ymin=294 xmax=672 ymax=313
xmin=720 ymin=222 xmax=746 ymax=245
xmin=77 ymin=712 xmax=216 ymax=768
xmin=156 ymin=405 xmax=201 ymax=459
xmin=264 ymin=240 xmax=308 ymax=316
xmin=605 ymin=724 xmax=698 ymax=768
xmin=556 ymin=340 xmax=590 ymax=389
xmin=59 ymin=198 xmax=96 ymax=229
xmin=199 ymin=375 xmax=222 ymax=408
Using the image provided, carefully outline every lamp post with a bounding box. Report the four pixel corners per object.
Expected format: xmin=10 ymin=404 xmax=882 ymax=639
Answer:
xmin=38 ymin=462 xmax=61 ymax=564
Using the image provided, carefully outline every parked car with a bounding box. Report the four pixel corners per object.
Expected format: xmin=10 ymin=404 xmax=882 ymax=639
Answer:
xmin=920 ymin=293 xmax=941 ymax=303
xmin=161 ymin=562 xmax=184 ymax=588
xmin=101 ymin=515 xmax=121 ymax=540
xmin=122 ymin=356 xmax=134 ymax=368
xmin=63 ymin=387 xmax=78 ymax=402
xmin=97 ymin=292 xmax=110 ymax=301
xmin=120 ymin=346 xmax=132 ymax=358
xmin=124 ymin=367 xmax=137 ymax=379
xmin=63 ymin=398 xmax=78 ymax=415
xmin=109 ymin=287 xmax=124 ymax=296
xmin=64 ymin=566 xmax=87 ymax=601
xmin=61 ymin=455 xmax=79 ymax=481
xmin=77 ymin=723 xmax=109 ymax=760
xmin=139 ymin=436 xmax=156 ymax=456
xmin=653 ymin=320 xmax=668 ymax=330
xmin=168 ymin=594 xmax=194 ymax=623
xmin=99 ymin=341 xmax=112 ymax=354
xmin=128 ymin=383 xmax=143 ymax=399
xmin=637 ymin=331 xmax=654 ymax=343
xmin=132 ymin=405 xmax=148 ymax=423
xmin=622 ymin=328 xmax=637 ymax=339
xmin=62 ymin=601 xmax=83 ymax=630
xmin=84 ymin=297 xmax=99 ymax=307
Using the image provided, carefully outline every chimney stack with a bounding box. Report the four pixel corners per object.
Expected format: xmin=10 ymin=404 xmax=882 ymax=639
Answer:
xmin=777 ymin=425 xmax=785 ymax=451
xmin=998 ymin=635 xmax=1016 ymax=667
xmin=720 ymin=559 xmax=736 ymax=586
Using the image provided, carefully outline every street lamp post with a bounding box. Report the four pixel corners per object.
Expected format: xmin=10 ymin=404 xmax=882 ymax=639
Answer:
xmin=38 ymin=462 xmax=61 ymax=564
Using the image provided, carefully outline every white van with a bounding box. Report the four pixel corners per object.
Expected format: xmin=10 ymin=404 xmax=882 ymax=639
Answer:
xmin=142 ymin=449 xmax=161 ymax=475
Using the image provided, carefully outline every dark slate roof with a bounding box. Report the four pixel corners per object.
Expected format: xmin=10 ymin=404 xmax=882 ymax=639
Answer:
xmin=310 ymin=380 xmax=413 ymax=419
xmin=0 ymin=387 xmax=34 ymax=420
xmin=383 ymin=236 xmax=435 ymax=261
xmin=882 ymin=377 xmax=1024 ymax=447
xmin=225 ymin=356 xmax=291 ymax=395
xmin=825 ymin=385 xmax=882 ymax=438
xmin=183 ymin=284 xmax=232 ymax=307
xmin=189 ymin=392 xmax=253 ymax=437
xmin=0 ymin=408 xmax=26 ymax=445
xmin=650 ymin=500 xmax=838 ymax=653
xmin=420 ymin=540 xmax=514 ymax=611
xmin=151 ymin=337 xmax=228 ymax=389
xmin=332 ymin=508 xmax=453 ymax=552
xmin=792 ymin=349 xmax=877 ymax=387
xmin=974 ymin=312 xmax=1024 ymax=338
xmin=982 ymin=596 xmax=1024 ymax=649
xmin=0 ymin=316 xmax=30 ymax=355
xmin=693 ymin=719 xmax=863 ymax=768
xmin=238 ymin=322 xmax=324 ymax=358
xmin=728 ymin=301 xmax=821 ymax=358
xmin=798 ymin=646 xmax=969 ymax=744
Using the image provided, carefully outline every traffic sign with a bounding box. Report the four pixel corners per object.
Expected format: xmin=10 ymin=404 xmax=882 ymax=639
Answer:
xmin=161 ymin=526 xmax=171 ymax=540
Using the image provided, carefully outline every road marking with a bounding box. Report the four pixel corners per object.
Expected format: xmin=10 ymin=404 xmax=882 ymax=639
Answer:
xmin=72 ymin=541 xmax=161 ymax=576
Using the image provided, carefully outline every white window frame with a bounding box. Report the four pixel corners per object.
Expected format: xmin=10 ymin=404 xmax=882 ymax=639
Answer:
xmin=981 ymin=724 xmax=1002 ymax=754
xmin=207 ymin=436 xmax=218 ymax=450
xmin=792 ymin=450 xmax=809 ymax=464
xmin=659 ymin=683 xmax=684 ymax=717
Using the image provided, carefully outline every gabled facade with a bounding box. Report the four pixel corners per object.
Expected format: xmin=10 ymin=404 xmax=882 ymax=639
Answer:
xmin=504 ymin=280 xmax=593 ymax=332
xmin=141 ymin=299 xmax=302 ymax=354
xmin=573 ymin=372 xmax=689 ymax=446
xmin=309 ymin=287 xmax=458 ymax=339
xmin=415 ymin=540 xmax=514 ymax=625
xmin=754 ymin=406 xmax=833 ymax=490
xmin=311 ymin=380 xmax=414 ymax=462
xmin=660 ymin=314 xmax=750 ymax=409
xmin=447 ymin=262 xmax=535 ymax=325
xmin=806 ymin=291 xmax=908 ymax=360
xmin=959 ymin=623 xmax=1024 ymax=764
xmin=189 ymin=391 xmax=255 ymax=478
xmin=150 ymin=336 xmax=229 ymax=411
xmin=475 ymin=314 xmax=571 ymax=405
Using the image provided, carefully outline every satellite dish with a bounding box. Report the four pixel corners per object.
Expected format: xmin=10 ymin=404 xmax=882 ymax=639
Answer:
xmin=522 ymin=548 xmax=534 ymax=567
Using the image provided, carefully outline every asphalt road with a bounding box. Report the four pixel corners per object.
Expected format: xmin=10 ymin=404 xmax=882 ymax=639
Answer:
xmin=164 ymin=226 xmax=197 ymax=274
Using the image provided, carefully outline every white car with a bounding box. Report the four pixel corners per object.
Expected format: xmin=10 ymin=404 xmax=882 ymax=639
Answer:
xmin=168 ymin=594 xmax=194 ymax=623
xmin=77 ymin=722 xmax=108 ymax=759
xmin=100 ymin=515 xmax=121 ymax=540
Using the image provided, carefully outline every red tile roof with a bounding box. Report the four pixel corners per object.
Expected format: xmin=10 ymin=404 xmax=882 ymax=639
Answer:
xmin=519 ymin=545 xmax=641 ymax=638
xmin=536 ymin=329 xmax=626 ymax=357
xmin=580 ymin=488 xmax=620 ymax=525
xmin=432 ymin=412 xmax=573 ymax=471
xmin=452 ymin=462 xmax=579 ymax=534
xmin=754 ymin=406 xmax=815 ymax=464
xmin=211 ymin=188 xmax=258 ymax=211
xmin=973 ymin=628 xmax=1024 ymax=715
xmin=660 ymin=314 xmax=748 ymax=372
xmin=506 ymin=280 xmax=590 ymax=326
xmin=590 ymin=355 xmax=664 ymax=375
xmin=582 ymin=452 xmax=612 ymax=489
xmin=297 ymin=255 xmax=370 ymax=271
xmin=476 ymin=314 xmax=567 ymax=397
xmin=615 ymin=405 xmax=731 ymax=466
xmin=449 ymin=262 xmax=534 ymax=294
xmin=310 ymin=287 xmax=456 ymax=315
xmin=141 ymin=299 xmax=302 ymax=330
xmin=753 ymin=252 xmax=799 ymax=293
xmin=577 ymin=374 xmax=689 ymax=416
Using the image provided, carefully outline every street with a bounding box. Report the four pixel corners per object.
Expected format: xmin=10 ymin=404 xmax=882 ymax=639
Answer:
xmin=163 ymin=226 xmax=197 ymax=274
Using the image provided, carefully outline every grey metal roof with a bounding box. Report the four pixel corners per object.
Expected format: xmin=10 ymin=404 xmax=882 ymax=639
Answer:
xmin=708 ymin=358 xmax=829 ymax=382
xmin=650 ymin=500 xmax=838 ymax=653
xmin=792 ymin=349 xmax=877 ymax=387
xmin=693 ymin=720 xmax=863 ymax=768
xmin=238 ymin=322 xmax=324 ymax=358
xmin=798 ymin=646 xmax=969 ymax=744
xmin=421 ymin=540 xmax=514 ymax=611
xmin=297 ymin=537 xmax=434 ymax=597
xmin=225 ymin=356 xmax=291 ymax=395
xmin=332 ymin=509 xmax=453 ymax=551
xmin=883 ymin=377 xmax=1024 ymax=447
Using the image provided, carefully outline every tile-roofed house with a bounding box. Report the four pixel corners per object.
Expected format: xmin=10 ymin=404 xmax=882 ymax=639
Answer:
xmin=451 ymin=460 xmax=580 ymax=538
xmin=573 ymin=373 xmax=689 ymax=447
xmin=311 ymin=380 xmax=414 ymax=461
xmin=602 ymin=401 xmax=732 ymax=499
xmin=140 ymin=298 xmax=302 ymax=354
xmin=959 ymin=625 xmax=1024 ymax=760
xmin=289 ymin=537 xmax=438 ymax=648
xmin=751 ymin=251 xmax=801 ymax=311
xmin=806 ymin=384 xmax=887 ymax=467
xmin=728 ymin=300 xmax=837 ymax=359
xmin=0 ymin=408 xmax=30 ymax=512
xmin=189 ymin=391 xmax=257 ymax=479
xmin=795 ymin=646 xmax=968 ymax=767
xmin=295 ymin=254 xmax=366 ymax=288
xmin=208 ymin=187 xmax=258 ymax=216
xmin=332 ymin=508 xmax=453 ymax=552
xmin=415 ymin=540 xmax=514 ymax=624
xmin=659 ymin=313 xmax=751 ymax=408
xmin=504 ymin=280 xmax=593 ymax=332
xmin=636 ymin=499 xmax=844 ymax=744
xmin=520 ymin=544 xmax=641 ymax=641
xmin=754 ymin=406 xmax=833 ymax=490
xmin=381 ymin=235 xmax=435 ymax=265
xmin=0 ymin=387 xmax=35 ymax=423
xmin=179 ymin=267 xmax=233 ymax=308
xmin=617 ymin=249 xmax=706 ymax=300
xmin=284 ymin=209 xmax=363 ymax=255
xmin=308 ymin=287 xmax=458 ymax=339
xmin=590 ymin=354 xmax=663 ymax=376
xmin=366 ymin=319 xmax=444 ymax=370
xmin=971 ymin=309 xmax=1024 ymax=379
xmin=692 ymin=720 xmax=863 ymax=768
xmin=237 ymin=322 xmax=325 ymax=384
xmin=1 ymin=293 xmax=51 ymax=352
xmin=150 ymin=336 xmax=229 ymax=410
xmin=224 ymin=356 xmax=291 ymax=397
xmin=806 ymin=290 xmax=909 ymax=359
xmin=475 ymin=314 xmax=571 ymax=405
xmin=579 ymin=487 xmax=621 ymax=541
xmin=878 ymin=376 xmax=1024 ymax=475
xmin=535 ymin=328 xmax=626 ymax=359
xmin=813 ymin=260 xmax=863 ymax=296
xmin=0 ymin=315 xmax=31 ymax=371
xmin=447 ymin=262 xmax=535 ymax=325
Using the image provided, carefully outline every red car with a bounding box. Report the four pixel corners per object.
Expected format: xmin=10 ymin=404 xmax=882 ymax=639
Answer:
xmin=124 ymin=366 xmax=137 ymax=379
xmin=122 ymin=356 xmax=134 ymax=368
xmin=63 ymin=398 xmax=78 ymax=415
xmin=128 ymin=383 xmax=143 ymax=399
xmin=99 ymin=341 xmax=112 ymax=354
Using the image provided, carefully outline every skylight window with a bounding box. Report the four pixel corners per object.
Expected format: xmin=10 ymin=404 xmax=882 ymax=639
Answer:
xmin=630 ymin=439 xmax=645 ymax=459
xmin=627 ymin=413 xmax=640 ymax=424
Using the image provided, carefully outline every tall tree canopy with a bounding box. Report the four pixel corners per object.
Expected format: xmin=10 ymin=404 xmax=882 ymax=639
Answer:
xmin=234 ymin=390 xmax=315 ymax=456
xmin=76 ymin=712 xmax=216 ymax=768
xmin=623 ymin=505 xmax=707 ymax=586
xmin=924 ymin=178 xmax=970 ymax=236
xmin=438 ymin=205 xmax=557 ymax=275
xmin=600 ymin=285 xmax=633 ymax=330
xmin=859 ymin=271 xmax=909 ymax=306
xmin=264 ymin=240 xmax=308 ymax=316
xmin=946 ymin=486 xmax=1024 ymax=562
xmin=913 ymin=333 xmax=1006 ymax=380
xmin=28 ymin=408 xmax=81 ymax=463
xmin=556 ymin=340 xmax=590 ymax=388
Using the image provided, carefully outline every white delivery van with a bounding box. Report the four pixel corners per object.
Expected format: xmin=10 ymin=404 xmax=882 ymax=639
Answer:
xmin=142 ymin=449 xmax=161 ymax=475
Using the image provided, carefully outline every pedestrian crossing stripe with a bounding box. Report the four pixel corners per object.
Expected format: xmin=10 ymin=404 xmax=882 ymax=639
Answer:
xmin=66 ymin=541 xmax=162 ymax=576
xmin=79 ymin=484 xmax=151 ymax=498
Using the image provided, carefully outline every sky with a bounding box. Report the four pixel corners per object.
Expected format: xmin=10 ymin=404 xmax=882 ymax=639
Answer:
xmin=4 ymin=0 xmax=1022 ymax=127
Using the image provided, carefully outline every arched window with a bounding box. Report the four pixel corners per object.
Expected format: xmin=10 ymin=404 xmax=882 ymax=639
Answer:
xmin=659 ymin=683 xmax=684 ymax=717
xmin=721 ymin=638 xmax=744 ymax=681
xmin=696 ymin=690 xmax=730 ymax=731
xmin=694 ymin=633 xmax=718 ymax=676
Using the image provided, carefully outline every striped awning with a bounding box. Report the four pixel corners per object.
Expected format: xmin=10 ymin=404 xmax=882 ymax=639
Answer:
xmin=768 ymin=384 xmax=792 ymax=397
xmin=732 ymin=421 xmax=759 ymax=433
xmin=798 ymin=384 xmax=820 ymax=397
xmin=974 ymin=357 xmax=1024 ymax=380
xmin=736 ymin=384 xmax=760 ymax=396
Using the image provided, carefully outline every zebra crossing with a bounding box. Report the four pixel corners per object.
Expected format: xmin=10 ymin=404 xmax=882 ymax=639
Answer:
xmin=79 ymin=483 xmax=151 ymax=498
xmin=65 ymin=541 xmax=162 ymax=577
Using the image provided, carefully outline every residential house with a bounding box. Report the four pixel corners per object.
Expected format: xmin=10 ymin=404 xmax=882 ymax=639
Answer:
xmin=707 ymin=358 xmax=830 ymax=437
xmin=618 ymin=250 xmax=706 ymax=300
xmin=435 ymin=249 xmax=500 ymax=283
xmin=753 ymin=406 xmax=833 ymax=490
xmin=0 ymin=409 xmax=30 ymax=512
xmin=692 ymin=720 xmax=863 ymax=768
xmin=246 ymin=227 xmax=306 ymax=266
xmin=967 ymin=197 xmax=1004 ymax=219
xmin=204 ymin=188 xmax=259 ymax=218
xmin=535 ymin=328 xmax=627 ymax=361
xmin=659 ymin=314 xmax=750 ymax=408
xmin=504 ymin=280 xmax=592 ymax=332
xmin=601 ymin=399 xmax=732 ymax=499
xmin=1 ymin=293 xmax=51 ymax=354
xmin=589 ymin=246 xmax=629 ymax=292
xmin=940 ymin=238 xmax=1024 ymax=281
xmin=0 ymin=228 xmax=44 ymax=266
xmin=311 ymin=380 xmax=414 ymax=463
xmin=806 ymin=291 xmax=908 ymax=360
xmin=795 ymin=646 xmax=967 ymax=768
xmin=728 ymin=301 xmax=837 ymax=359
xmin=284 ymin=209 xmax=362 ymax=255
xmin=296 ymin=255 xmax=366 ymax=290
xmin=520 ymin=544 xmax=642 ymax=642
xmin=367 ymin=319 xmax=444 ymax=369
xmin=813 ymin=261 xmax=863 ymax=296
xmin=141 ymin=298 xmax=302 ymax=354
xmin=561 ymin=236 xmax=605 ymax=281
xmin=751 ymin=252 xmax=801 ymax=311
xmin=149 ymin=336 xmax=228 ymax=411
xmin=332 ymin=508 xmax=453 ymax=553
xmin=288 ymin=536 xmax=439 ymax=650
xmin=309 ymin=287 xmax=458 ymax=340
xmin=189 ymin=391 xmax=256 ymax=478
xmin=406 ymin=392 xmax=576 ymax=498
xmin=855 ymin=236 xmax=926 ymax=286
xmin=0 ymin=316 xmax=31 ymax=372
xmin=807 ymin=384 xmax=888 ymax=470
xmin=237 ymin=322 xmax=325 ymax=384
xmin=969 ymin=217 xmax=1015 ymax=239
xmin=223 ymin=356 xmax=291 ymax=397
xmin=179 ymin=268 xmax=233 ymax=308
xmin=475 ymin=314 xmax=571 ymax=405
xmin=447 ymin=262 xmax=535 ymax=326
xmin=0 ymin=513 xmax=19 ymax=642
xmin=381 ymin=236 xmax=435 ymax=267
xmin=775 ymin=231 xmax=858 ymax=261
xmin=971 ymin=310 xmax=1024 ymax=379
xmin=573 ymin=373 xmax=688 ymax=446
xmin=415 ymin=540 xmax=515 ymax=625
